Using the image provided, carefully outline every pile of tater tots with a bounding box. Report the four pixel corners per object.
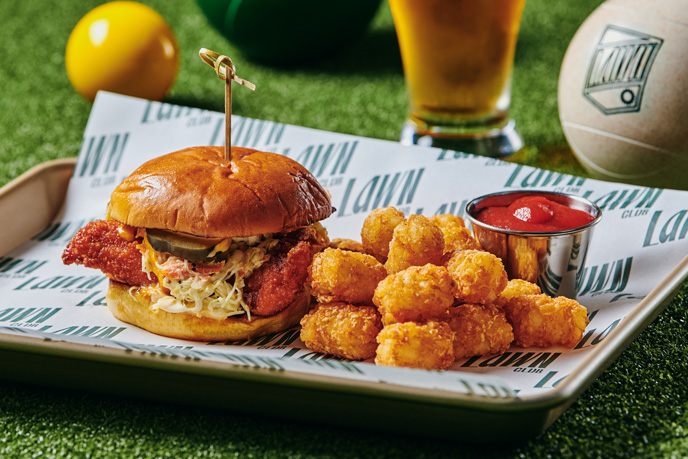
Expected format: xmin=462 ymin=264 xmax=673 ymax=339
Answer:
xmin=299 ymin=207 xmax=590 ymax=371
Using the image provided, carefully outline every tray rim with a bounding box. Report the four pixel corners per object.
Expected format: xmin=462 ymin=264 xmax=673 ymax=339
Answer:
xmin=2 ymin=158 xmax=687 ymax=436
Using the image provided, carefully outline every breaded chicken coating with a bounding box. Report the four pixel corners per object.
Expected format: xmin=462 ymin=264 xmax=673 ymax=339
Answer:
xmin=385 ymin=215 xmax=445 ymax=274
xmin=300 ymin=303 xmax=382 ymax=360
xmin=375 ymin=321 xmax=455 ymax=370
xmin=445 ymin=249 xmax=508 ymax=304
xmin=329 ymin=238 xmax=365 ymax=253
xmin=504 ymin=294 xmax=589 ymax=348
xmin=361 ymin=207 xmax=405 ymax=263
xmin=446 ymin=303 xmax=514 ymax=360
xmin=309 ymin=248 xmax=387 ymax=304
xmin=495 ymin=279 xmax=542 ymax=308
xmin=373 ymin=264 xmax=455 ymax=326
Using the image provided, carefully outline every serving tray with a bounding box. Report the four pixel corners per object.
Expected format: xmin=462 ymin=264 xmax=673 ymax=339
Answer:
xmin=1 ymin=157 xmax=687 ymax=441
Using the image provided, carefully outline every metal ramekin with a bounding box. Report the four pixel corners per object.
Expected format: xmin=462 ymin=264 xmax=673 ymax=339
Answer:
xmin=465 ymin=190 xmax=602 ymax=299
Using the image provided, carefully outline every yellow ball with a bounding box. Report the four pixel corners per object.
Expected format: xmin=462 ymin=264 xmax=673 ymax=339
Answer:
xmin=66 ymin=1 xmax=179 ymax=102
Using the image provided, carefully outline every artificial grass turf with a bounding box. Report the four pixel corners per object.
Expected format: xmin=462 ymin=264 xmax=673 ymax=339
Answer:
xmin=1 ymin=0 xmax=687 ymax=457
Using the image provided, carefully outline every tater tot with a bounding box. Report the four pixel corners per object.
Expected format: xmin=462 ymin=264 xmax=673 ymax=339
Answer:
xmin=329 ymin=238 xmax=365 ymax=253
xmin=446 ymin=303 xmax=514 ymax=360
xmin=439 ymin=222 xmax=482 ymax=253
xmin=445 ymin=249 xmax=508 ymax=304
xmin=495 ymin=279 xmax=542 ymax=308
xmin=373 ymin=264 xmax=454 ymax=326
xmin=504 ymin=294 xmax=589 ymax=348
xmin=300 ymin=303 xmax=382 ymax=360
xmin=385 ymin=215 xmax=445 ymax=274
xmin=309 ymin=248 xmax=387 ymax=304
xmin=429 ymin=214 xmax=466 ymax=229
xmin=375 ymin=321 xmax=455 ymax=370
xmin=360 ymin=207 xmax=405 ymax=263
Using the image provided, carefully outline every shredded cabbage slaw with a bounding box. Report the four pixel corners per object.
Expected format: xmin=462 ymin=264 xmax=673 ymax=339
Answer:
xmin=136 ymin=234 xmax=278 ymax=320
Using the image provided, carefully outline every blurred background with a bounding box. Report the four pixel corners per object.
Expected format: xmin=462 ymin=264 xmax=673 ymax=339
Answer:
xmin=0 ymin=0 xmax=607 ymax=188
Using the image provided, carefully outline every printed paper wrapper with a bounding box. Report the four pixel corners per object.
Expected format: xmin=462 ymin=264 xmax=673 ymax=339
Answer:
xmin=2 ymin=92 xmax=687 ymax=399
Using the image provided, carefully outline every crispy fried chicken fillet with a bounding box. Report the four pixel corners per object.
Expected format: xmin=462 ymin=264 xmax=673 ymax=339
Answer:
xmin=243 ymin=227 xmax=326 ymax=316
xmin=63 ymin=220 xmax=326 ymax=317
xmin=62 ymin=220 xmax=156 ymax=286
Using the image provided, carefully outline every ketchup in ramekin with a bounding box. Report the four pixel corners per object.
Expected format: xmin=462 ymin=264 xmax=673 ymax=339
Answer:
xmin=465 ymin=191 xmax=602 ymax=298
xmin=475 ymin=194 xmax=596 ymax=232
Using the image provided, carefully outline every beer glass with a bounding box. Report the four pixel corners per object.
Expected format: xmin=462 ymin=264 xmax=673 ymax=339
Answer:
xmin=389 ymin=0 xmax=526 ymax=157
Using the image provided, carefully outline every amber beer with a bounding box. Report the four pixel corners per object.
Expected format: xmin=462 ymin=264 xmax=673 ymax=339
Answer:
xmin=390 ymin=0 xmax=526 ymax=138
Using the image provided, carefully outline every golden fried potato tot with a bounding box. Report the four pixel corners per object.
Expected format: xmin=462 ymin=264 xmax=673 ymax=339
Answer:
xmin=329 ymin=238 xmax=365 ymax=253
xmin=309 ymin=248 xmax=387 ymax=304
xmin=439 ymin=223 xmax=482 ymax=253
xmin=446 ymin=303 xmax=514 ymax=360
xmin=373 ymin=264 xmax=454 ymax=326
xmin=385 ymin=215 xmax=444 ymax=274
xmin=375 ymin=321 xmax=455 ymax=370
xmin=495 ymin=279 xmax=542 ymax=308
xmin=361 ymin=207 xmax=405 ymax=263
xmin=445 ymin=249 xmax=508 ymax=304
xmin=429 ymin=214 xmax=466 ymax=229
xmin=300 ymin=303 xmax=382 ymax=360
xmin=504 ymin=294 xmax=589 ymax=348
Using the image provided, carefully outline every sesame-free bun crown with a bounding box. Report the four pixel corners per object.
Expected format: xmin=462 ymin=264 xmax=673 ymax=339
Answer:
xmin=107 ymin=146 xmax=334 ymax=237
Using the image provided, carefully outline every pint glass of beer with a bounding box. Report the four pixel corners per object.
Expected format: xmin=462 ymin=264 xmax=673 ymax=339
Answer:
xmin=389 ymin=0 xmax=526 ymax=157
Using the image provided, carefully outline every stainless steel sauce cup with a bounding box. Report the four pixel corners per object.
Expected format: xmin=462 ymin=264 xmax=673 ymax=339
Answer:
xmin=465 ymin=190 xmax=602 ymax=299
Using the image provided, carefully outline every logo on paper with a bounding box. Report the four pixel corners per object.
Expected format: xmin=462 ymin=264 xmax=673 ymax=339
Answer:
xmin=583 ymin=25 xmax=663 ymax=115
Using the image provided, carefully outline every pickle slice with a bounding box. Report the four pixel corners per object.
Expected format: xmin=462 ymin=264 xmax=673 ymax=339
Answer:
xmin=146 ymin=229 xmax=226 ymax=262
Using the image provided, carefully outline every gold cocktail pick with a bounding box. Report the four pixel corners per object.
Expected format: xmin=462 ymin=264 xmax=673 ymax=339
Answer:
xmin=199 ymin=48 xmax=256 ymax=160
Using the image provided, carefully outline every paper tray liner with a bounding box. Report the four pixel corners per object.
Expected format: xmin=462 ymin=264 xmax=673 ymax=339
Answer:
xmin=1 ymin=159 xmax=687 ymax=441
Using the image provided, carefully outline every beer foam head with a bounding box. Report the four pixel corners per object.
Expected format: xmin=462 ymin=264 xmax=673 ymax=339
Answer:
xmin=558 ymin=0 xmax=688 ymax=190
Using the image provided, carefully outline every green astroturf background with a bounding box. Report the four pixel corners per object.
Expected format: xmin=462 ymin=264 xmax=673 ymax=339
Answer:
xmin=2 ymin=0 xmax=688 ymax=457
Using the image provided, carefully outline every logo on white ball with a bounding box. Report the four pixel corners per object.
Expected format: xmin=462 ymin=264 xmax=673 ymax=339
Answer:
xmin=583 ymin=25 xmax=663 ymax=115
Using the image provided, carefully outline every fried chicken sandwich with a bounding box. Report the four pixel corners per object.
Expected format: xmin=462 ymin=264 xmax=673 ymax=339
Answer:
xmin=62 ymin=146 xmax=333 ymax=341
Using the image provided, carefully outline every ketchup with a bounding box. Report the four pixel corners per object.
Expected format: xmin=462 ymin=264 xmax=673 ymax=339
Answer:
xmin=475 ymin=195 xmax=595 ymax=232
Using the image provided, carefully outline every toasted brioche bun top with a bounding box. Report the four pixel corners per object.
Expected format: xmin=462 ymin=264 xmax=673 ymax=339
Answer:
xmin=106 ymin=146 xmax=334 ymax=237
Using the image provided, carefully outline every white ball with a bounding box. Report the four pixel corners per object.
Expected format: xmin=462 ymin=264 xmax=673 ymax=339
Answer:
xmin=558 ymin=0 xmax=688 ymax=190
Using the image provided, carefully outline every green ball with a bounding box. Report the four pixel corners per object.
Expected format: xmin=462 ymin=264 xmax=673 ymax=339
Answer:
xmin=196 ymin=0 xmax=382 ymax=63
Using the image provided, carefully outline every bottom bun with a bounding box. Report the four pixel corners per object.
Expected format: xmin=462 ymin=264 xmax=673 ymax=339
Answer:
xmin=106 ymin=281 xmax=313 ymax=341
